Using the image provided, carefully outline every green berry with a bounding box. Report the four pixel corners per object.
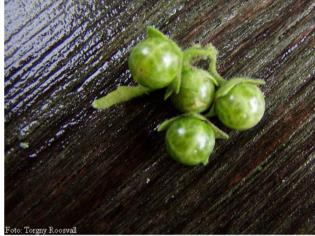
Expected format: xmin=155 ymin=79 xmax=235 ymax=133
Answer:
xmin=215 ymin=81 xmax=265 ymax=130
xmin=171 ymin=67 xmax=216 ymax=113
xmin=128 ymin=28 xmax=182 ymax=90
xmin=165 ymin=116 xmax=215 ymax=166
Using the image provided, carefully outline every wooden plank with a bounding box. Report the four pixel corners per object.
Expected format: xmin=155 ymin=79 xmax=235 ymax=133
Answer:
xmin=5 ymin=0 xmax=315 ymax=234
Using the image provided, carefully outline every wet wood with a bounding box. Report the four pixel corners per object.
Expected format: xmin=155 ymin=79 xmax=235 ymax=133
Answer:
xmin=5 ymin=0 xmax=315 ymax=234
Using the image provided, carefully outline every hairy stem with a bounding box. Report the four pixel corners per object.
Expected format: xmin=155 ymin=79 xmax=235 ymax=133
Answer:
xmin=183 ymin=44 xmax=226 ymax=86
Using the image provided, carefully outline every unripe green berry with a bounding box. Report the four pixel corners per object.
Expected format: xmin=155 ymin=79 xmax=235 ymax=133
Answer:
xmin=128 ymin=37 xmax=182 ymax=90
xmin=165 ymin=117 xmax=215 ymax=166
xmin=215 ymin=82 xmax=265 ymax=130
xmin=171 ymin=67 xmax=215 ymax=113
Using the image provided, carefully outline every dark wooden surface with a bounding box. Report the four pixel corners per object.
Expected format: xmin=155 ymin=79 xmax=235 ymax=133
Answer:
xmin=5 ymin=0 xmax=315 ymax=234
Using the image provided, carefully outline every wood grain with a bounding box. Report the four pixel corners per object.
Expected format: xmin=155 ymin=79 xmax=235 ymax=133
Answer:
xmin=5 ymin=0 xmax=315 ymax=234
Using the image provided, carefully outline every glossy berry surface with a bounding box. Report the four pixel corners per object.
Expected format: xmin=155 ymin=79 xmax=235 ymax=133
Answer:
xmin=171 ymin=67 xmax=215 ymax=113
xmin=128 ymin=37 xmax=182 ymax=90
xmin=215 ymin=83 xmax=265 ymax=130
xmin=165 ymin=117 xmax=215 ymax=166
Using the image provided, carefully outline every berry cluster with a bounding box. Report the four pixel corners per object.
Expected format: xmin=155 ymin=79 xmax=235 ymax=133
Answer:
xmin=93 ymin=27 xmax=265 ymax=166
